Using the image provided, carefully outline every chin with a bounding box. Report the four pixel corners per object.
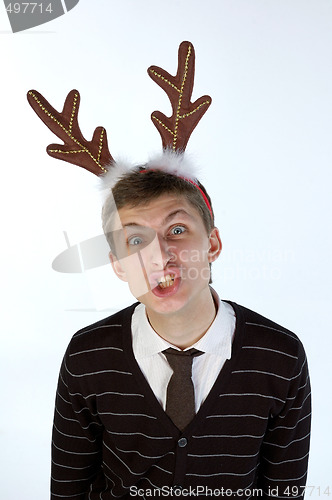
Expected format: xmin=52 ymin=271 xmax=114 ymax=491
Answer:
xmin=140 ymin=284 xmax=203 ymax=317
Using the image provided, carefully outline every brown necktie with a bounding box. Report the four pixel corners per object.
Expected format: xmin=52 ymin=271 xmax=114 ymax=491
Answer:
xmin=163 ymin=348 xmax=203 ymax=431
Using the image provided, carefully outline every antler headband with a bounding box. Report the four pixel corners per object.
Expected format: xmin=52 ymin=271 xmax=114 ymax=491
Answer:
xmin=27 ymin=41 xmax=212 ymax=213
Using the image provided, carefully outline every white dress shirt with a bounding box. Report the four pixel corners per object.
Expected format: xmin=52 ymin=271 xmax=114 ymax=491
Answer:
xmin=131 ymin=289 xmax=236 ymax=412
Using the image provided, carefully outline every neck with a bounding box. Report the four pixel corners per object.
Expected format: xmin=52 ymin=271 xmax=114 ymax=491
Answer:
xmin=145 ymin=288 xmax=217 ymax=349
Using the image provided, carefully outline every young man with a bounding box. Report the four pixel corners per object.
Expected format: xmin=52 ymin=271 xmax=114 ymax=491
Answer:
xmin=50 ymin=157 xmax=311 ymax=499
xmin=27 ymin=41 xmax=310 ymax=499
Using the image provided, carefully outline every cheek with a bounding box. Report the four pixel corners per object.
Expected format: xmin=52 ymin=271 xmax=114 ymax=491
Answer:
xmin=176 ymin=239 xmax=210 ymax=264
xmin=120 ymin=254 xmax=151 ymax=297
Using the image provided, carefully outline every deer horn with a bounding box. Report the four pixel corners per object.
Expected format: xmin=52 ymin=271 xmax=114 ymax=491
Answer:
xmin=27 ymin=89 xmax=113 ymax=176
xmin=148 ymin=41 xmax=212 ymax=152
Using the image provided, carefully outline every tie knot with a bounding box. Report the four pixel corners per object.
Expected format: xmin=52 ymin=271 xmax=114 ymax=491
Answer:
xmin=164 ymin=347 xmax=202 ymax=357
xmin=163 ymin=348 xmax=202 ymax=373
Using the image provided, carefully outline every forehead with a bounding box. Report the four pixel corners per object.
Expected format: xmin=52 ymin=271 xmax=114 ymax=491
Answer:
xmin=117 ymin=193 xmax=203 ymax=228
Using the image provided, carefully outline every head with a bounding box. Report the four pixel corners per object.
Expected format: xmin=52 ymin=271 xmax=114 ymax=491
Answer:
xmin=101 ymin=164 xmax=222 ymax=316
xmin=102 ymin=167 xmax=214 ymax=246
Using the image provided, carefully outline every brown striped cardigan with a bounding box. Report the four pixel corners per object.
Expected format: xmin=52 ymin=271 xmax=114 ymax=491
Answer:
xmin=51 ymin=301 xmax=311 ymax=499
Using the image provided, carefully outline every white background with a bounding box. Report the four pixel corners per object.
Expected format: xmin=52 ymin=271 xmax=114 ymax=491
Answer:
xmin=0 ymin=0 xmax=331 ymax=498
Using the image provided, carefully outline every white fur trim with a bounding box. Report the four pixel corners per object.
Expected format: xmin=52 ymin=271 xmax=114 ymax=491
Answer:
xmin=99 ymin=158 xmax=133 ymax=191
xmin=99 ymin=150 xmax=199 ymax=195
xmin=145 ymin=150 xmax=199 ymax=181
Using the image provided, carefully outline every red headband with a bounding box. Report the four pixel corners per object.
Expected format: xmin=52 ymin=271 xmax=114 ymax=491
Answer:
xmin=182 ymin=177 xmax=213 ymax=219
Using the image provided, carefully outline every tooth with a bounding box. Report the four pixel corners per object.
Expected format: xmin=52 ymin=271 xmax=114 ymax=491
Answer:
xmin=156 ymin=273 xmax=176 ymax=289
xmin=158 ymin=276 xmax=175 ymax=288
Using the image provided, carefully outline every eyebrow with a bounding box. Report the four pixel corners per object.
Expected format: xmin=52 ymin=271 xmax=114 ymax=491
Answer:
xmin=122 ymin=209 xmax=193 ymax=229
xmin=163 ymin=209 xmax=193 ymax=224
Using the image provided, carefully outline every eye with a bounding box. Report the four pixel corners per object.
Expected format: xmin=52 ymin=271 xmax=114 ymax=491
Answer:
xmin=170 ymin=225 xmax=186 ymax=236
xmin=128 ymin=236 xmax=144 ymax=246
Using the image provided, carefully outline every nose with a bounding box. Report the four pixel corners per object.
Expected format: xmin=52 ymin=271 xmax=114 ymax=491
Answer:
xmin=141 ymin=233 xmax=173 ymax=269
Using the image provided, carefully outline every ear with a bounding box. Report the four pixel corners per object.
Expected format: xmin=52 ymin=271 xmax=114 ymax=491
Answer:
xmin=208 ymin=227 xmax=222 ymax=263
xmin=109 ymin=251 xmax=128 ymax=282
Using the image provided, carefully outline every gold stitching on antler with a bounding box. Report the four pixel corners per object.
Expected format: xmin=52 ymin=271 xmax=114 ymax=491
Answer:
xmin=151 ymin=116 xmax=175 ymax=136
xmin=179 ymin=100 xmax=211 ymax=119
xmin=98 ymin=129 xmax=105 ymax=164
xmin=172 ymin=44 xmax=191 ymax=150
xmin=176 ymin=46 xmax=190 ymax=143
xmin=69 ymin=93 xmax=78 ymax=134
xmin=49 ymin=149 xmax=86 ymax=154
xmin=28 ymin=91 xmax=107 ymax=173
xmin=149 ymin=69 xmax=180 ymax=93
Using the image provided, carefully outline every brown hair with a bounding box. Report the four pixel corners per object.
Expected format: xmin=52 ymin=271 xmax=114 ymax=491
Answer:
xmin=102 ymin=168 xmax=215 ymax=251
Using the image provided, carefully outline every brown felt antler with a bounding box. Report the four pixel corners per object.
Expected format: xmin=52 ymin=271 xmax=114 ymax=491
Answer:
xmin=27 ymin=89 xmax=113 ymax=176
xmin=148 ymin=41 xmax=212 ymax=152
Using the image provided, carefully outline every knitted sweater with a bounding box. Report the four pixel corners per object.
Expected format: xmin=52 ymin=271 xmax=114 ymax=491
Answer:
xmin=51 ymin=301 xmax=311 ymax=499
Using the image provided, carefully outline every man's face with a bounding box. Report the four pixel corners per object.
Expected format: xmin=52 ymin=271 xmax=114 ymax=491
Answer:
xmin=110 ymin=194 xmax=221 ymax=316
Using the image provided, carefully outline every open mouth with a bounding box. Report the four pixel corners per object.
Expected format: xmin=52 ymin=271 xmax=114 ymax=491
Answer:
xmin=150 ymin=271 xmax=181 ymax=298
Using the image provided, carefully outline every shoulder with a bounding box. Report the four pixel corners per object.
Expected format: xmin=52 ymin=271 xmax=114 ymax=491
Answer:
xmin=226 ymin=301 xmax=306 ymax=361
xmin=67 ymin=302 xmax=139 ymax=356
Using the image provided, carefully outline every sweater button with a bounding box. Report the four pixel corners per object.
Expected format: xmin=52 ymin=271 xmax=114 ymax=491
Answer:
xmin=178 ymin=437 xmax=187 ymax=448
xmin=174 ymin=485 xmax=183 ymax=491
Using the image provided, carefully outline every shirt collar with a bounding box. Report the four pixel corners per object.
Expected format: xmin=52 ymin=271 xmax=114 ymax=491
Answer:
xmin=192 ymin=288 xmax=234 ymax=359
xmin=132 ymin=303 xmax=173 ymax=359
xmin=132 ymin=288 xmax=235 ymax=361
